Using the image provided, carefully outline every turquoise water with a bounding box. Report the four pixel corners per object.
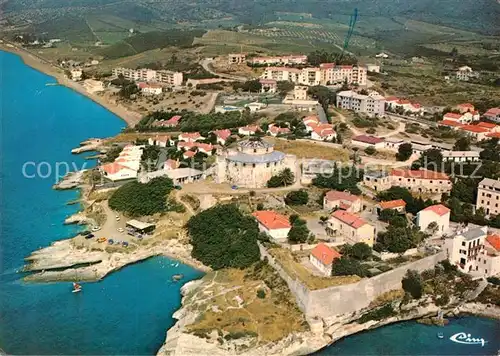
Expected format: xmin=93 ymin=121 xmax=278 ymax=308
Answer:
xmin=315 ymin=316 xmax=500 ymax=355
xmin=0 ymin=50 xmax=203 ymax=354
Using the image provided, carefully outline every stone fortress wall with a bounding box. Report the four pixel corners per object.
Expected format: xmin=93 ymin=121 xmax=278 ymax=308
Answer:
xmin=258 ymin=243 xmax=446 ymax=319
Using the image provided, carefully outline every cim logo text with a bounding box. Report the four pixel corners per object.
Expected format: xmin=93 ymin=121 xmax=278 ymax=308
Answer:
xmin=449 ymin=332 xmax=488 ymax=347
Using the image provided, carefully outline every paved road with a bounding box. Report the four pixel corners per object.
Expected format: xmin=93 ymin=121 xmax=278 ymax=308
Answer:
xmin=200 ymin=58 xmax=247 ymax=82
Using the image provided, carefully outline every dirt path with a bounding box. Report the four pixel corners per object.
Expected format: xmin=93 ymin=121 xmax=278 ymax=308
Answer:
xmin=200 ymin=58 xmax=247 ymax=81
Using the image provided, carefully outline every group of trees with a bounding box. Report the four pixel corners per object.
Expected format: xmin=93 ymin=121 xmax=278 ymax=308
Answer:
xmin=267 ymin=168 xmax=295 ymax=188
xmin=285 ymin=190 xmax=309 ymax=206
xmin=312 ymin=164 xmax=363 ymax=195
xmin=101 ymin=145 xmax=124 ymax=163
xmin=137 ymin=109 xmax=257 ymax=133
xmin=109 ymin=177 xmax=175 ymax=217
xmin=331 ymin=243 xmax=372 ymax=277
xmin=307 ymin=50 xmax=357 ymax=67
xmin=376 ymin=216 xmax=428 ymax=253
xmin=287 ymin=214 xmax=312 ymax=244
xmin=187 ymin=204 xmax=261 ymax=269
xmin=307 ymin=85 xmax=336 ymax=116
xmin=396 ymin=143 xmax=413 ymax=161
xmin=232 ymin=80 xmax=262 ymax=93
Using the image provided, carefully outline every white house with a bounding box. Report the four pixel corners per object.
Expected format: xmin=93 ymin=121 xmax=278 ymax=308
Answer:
xmin=238 ymin=125 xmax=261 ymax=136
xmin=99 ymin=162 xmax=137 ymax=181
xmin=252 ymin=210 xmax=291 ymax=242
xmin=377 ymin=199 xmax=406 ymax=214
xmin=309 ymin=243 xmax=341 ymax=276
xmin=323 ymin=190 xmax=362 ymax=213
xmin=444 ymin=226 xmax=500 ymax=277
xmin=416 ymin=204 xmax=450 ymax=235
xmin=178 ymin=132 xmax=204 ymax=142
xmin=442 ymin=151 xmax=480 ymax=163
xmin=148 ymin=135 xmax=172 ymax=147
xmin=267 ymin=124 xmax=291 ymax=137
xmin=213 ymin=129 xmax=232 ymax=145
xmin=139 ymin=82 xmax=163 ymax=95
xmin=311 ymin=124 xmax=336 ymax=141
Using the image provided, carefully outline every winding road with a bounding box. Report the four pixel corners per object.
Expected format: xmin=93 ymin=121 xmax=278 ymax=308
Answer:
xmin=200 ymin=58 xmax=248 ymax=82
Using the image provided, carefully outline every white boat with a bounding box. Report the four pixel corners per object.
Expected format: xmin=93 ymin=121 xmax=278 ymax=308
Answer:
xmin=437 ymin=332 xmax=444 ymax=339
xmin=72 ymin=282 xmax=82 ymax=293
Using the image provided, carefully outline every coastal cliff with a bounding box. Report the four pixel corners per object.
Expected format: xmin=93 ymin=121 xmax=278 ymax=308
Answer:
xmin=158 ymin=276 xmax=500 ymax=356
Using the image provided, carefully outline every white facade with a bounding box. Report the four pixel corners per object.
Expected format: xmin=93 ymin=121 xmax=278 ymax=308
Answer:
xmin=416 ymin=205 xmax=450 ymax=235
xmin=70 ymin=69 xmax=82 ymax=81
xmin=112 ymin=67 xmax=183 ymax=86
xmin=336 ymin=90 xmax=385 ymax=117
xmin=442 ymin=151 xmax=480 ymax=163
xmin=476 ymin=178 xmax=500 ymax=216
xmin=261 ymin=65 xmax=367 ymax=86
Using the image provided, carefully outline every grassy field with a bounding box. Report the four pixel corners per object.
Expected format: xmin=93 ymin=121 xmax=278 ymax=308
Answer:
xmin=269 ymin=137 xmax=350 ymax=161
xmin=185 ymin=266 xmax=307 ymax=344
xmin=268 ymin=248 xmax=360 ymax=290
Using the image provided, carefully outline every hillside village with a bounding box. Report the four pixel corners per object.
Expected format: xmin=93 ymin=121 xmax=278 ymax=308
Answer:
xmin=9 ymin=37 xmax=500 ymax=354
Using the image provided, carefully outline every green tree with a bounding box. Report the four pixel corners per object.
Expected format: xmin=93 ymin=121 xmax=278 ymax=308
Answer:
xmin=276 ymin=81 xmax=294 ymax=96
xmin=396 ymin=143 xmax=413 ymax=161
xmin=453 ymin=137 xmax=471 ymax=151
xmin=109 ymin=177 xmax=174 ymax=217
xmin=267 ymin=168 xmax=295 ymax=188
xmin=187 ymin=204 xmax=260 ymax=269
xmin=331 ymin=257 xmax=367 ymax=277
xmin=364 ymin=146 xmax=376 ymax=155
xmin=287 ymin=218 xmax=309 ymax=244
xmin=402 ymin=270 xmax=423 ymax=299
xmin=285 ymin=190 xmax=309 ymax=205
xmin=351 ymin=242 xmax=372 ymax=261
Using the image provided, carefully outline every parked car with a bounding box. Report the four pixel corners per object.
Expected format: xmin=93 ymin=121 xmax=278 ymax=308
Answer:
xmin=117 ymin=228 xmax=124 ymax=233
xmin=85 ymin=233 xmax=95 ymax=239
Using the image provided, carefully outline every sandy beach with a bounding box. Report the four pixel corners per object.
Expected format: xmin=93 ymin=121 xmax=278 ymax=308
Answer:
xmin=0 ymin=42 xmax=142 ymax=127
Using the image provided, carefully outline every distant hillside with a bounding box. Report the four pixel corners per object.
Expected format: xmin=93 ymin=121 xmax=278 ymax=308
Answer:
xmin=2 ymin=0 xmax=499 ymax=43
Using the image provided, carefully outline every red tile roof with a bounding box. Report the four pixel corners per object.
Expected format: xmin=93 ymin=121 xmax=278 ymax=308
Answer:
xmin=331 ymin=210 xmax=368 ymax=229
xmin=252 ymin=211 xmax=291 ymax=230
xmin=457 ymin=103 xmax=474 ymax=109
xmin=101 ymin=163 xmax=129 ymax=174
xmin=183 ymin=150 xmax=196 ymax=158
xmin=385 ymin=96 xmax=399 ymax=102
xmin=438 ymin=120 xmax=464 ymax=128
xmin=179 ymin=132 xmax=201 ymax=141
xmin=320 ymin=63 xmax=335 ymax=69
xmin=240 ymin=125 xmax=260 ymax=133
xmin=487 ymin=132 xmax=500 ymax=138
xmin=325 ymin=190 xmax=360 ymax=203
xmin=476 ymin=122 xmax=496 ymax=129
xmin=259 ymin=79 xmax=277 ymax=85
xmin=352 ymin=134 xmax=384 ymax=144
xmin=422 ymin=204 xmax=450 ymax=216
xmin=164 ymin=159 xmax=179 ymax=169
xmin=444 ymin=112 xmax=463 ymax=120
xmin=390 ymin=169 xmax=450 ymax=180
xmin=310 ymin=243 xmax=341 ymax=266
xmin=396 ymin=99 xmax=411 ymax=105
xmin=165 ymin=115 xmax=182 ymax=125
xmin=303 ymin=115 xmax=320 ymax=124
xmin=486 ymin=234 xmax=500 ymax=251
xmin=268 ymin=124 xmax=291 ymax=134
xmin=484 ymin=108 xmax=500 ymax=117
xmin=313 ymin=124 xmax=335 ymax=137
xmin=213 ymin=129 xmax=232 ymax=141
xmin=379 ymin=199 xmax=406 ymax=210
xmin=461 ymin=125 xmax=489 ymax=133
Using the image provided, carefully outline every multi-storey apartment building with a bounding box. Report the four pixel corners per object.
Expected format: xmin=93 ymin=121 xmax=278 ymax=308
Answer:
xmin=444 ymin=226 xmax=500 ymax=277
xmin=261 ymin=64 xmax=367 ymax=87
xmin=476 ymin=178 xmax=500 ymax=216
xmin=363 ymin=169 xmax=452 ymax=194
xmin=249 ymin=55 xmax=307 ymax=66
xmin=336 ymin=90 xmax=385 ymax=117
xmin=112 ymin=67 xmax=183 ymax=86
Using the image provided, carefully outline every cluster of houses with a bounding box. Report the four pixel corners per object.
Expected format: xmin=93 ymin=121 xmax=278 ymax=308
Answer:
xmin=99 ymin=145 xmax=144 ymax=181
xmin=111 ymin=67 xmax=184 ymax=94
xmin=249 ymin=178 xmax=500 ymax=278
xmin=302 ymin=115 xmax=336 ymax=141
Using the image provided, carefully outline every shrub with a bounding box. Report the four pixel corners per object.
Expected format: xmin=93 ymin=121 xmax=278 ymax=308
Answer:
xmin=331 ymin=257 xmax=367 ymax=277
xmin=402 ymin=270 xmax=423 ymax=299
xmin=256 ymin=289 xmax=266 ymax=299
xmin=187 ymin=204 xmax=260 ymax=269
xmin=109 ymin=177 xmax=174 ymax=217
xmin=366 ymin=127 xmax=377 ymax=134
xmin=358 ymin=304 xmax=397 ymax=323
xmin=364 ymin=146 xmax=376 ymax=155
xmin=285 ymin=190 xmax=309 ymax=205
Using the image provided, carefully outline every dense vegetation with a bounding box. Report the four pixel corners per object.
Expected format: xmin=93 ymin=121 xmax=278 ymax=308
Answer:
xmin=285 ymin=190 xmax=309 ymax=206
xmin=109 ymin=177 xmax=174 ymax=217
xmin=137 ymin=110 xmax=256 ymax=133
xmin=267 ymin=168 xmax=295 ymax=188
xmin=187 ymin=204 xmax=261 ymax=269
xmin=287 ymin=215 xmax=311 ymax=244
xmin=312 ymin=165 xmax=363 ymax=195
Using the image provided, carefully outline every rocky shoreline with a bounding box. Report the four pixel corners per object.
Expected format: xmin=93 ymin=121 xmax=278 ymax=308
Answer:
xmin=157 ymin=281 xmax=500 ymax=356
xmin=24 ymin=236 xmax=209 ymax=283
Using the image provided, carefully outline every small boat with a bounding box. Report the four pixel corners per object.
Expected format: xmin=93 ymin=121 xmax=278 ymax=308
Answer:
xmin=437 ymin=332 xmax=444 ymax=339
xmin=72 ymin=282 xmax=82 ymax=293
xmin=172 ymin=274 xmax=183 ymax=281
xmin=175 ymin=262 xmax=179 ymax=267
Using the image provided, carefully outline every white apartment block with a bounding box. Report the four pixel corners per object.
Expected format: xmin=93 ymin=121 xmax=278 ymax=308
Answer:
xmin=249 ymin=55 xmax=307 ymax=66
xmin=476 ymin=178 xmax=500 ymax=216
xmin=336 ymin=90 xmax=385 ymax=117
xmin=261 ymin=64 xmax=367 ymax=87
xmin=444 ymin=226 xmax=500 ymax=277
xmin=112 ymin=67 xmax=183 ymax=86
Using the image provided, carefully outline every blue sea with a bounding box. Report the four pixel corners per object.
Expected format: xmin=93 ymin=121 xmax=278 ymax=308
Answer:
xmin=0 ymin=50 xmax=203 ymax=354
xmin=1 ymin=49 xmax=498 ymax=355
